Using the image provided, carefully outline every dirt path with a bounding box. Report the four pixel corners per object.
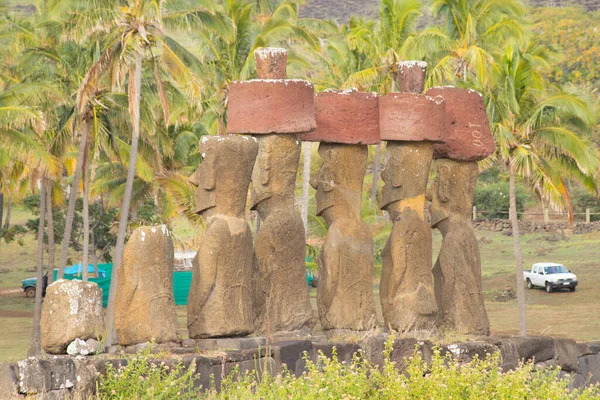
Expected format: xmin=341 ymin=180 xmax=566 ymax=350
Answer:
xmin=0 ymin=288 xmax=21 ymax=297
xmin=0 ymin=309 xmax=32 ymax=318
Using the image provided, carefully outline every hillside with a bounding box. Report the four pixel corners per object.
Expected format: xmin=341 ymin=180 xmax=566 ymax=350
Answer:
xmin=299 ymin=0 xmax=599 ymax=21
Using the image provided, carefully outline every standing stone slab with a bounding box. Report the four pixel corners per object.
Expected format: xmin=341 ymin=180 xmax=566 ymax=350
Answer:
xmin=114 ymin=225 xmax=179 ymax=346
xmin=378 ymin=62 xmax=442 ymax=333
xmin=306 ymin=89 xmax=378 ymax=337
xmin=427 ymin=86 xmax=494 ymax=336
xmin=231 ymin=48 xmax=316 ymax=336
xmin=41 ymin=280 xmax=104 ymax=355
xmin=187 ymin=135 xmax=258 ymax=338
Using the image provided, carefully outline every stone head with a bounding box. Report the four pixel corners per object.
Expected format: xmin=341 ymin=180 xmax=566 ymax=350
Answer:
xmin=189 ymin=135 xmax=258 ymax=219
xmin=427 ymin=158 xmax=479 ymax=228
xmin=380 ymin=142 xmax=434 ymax=214
xmin=310 ymin=143 xmax=367 ymax=225
xmin=250 ymin=134 xmax=301 ymax=214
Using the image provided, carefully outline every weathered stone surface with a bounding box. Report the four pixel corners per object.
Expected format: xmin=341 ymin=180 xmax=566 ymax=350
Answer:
xmin=255 ymin=47 xmax=287 ymax=79
xmin=303 ymin=89 xmax=380 ymax=144
xmin=41 ymin=280 xmax=104 ymax=355
xmin=578 ymin=341 xmax=600 ymax=357
xmin=182 ymin=339 xmax=196 ymax=348
xmin=578 ymin=353 xmax=600 ymax=385
xmin=115 ymin=225 xmax=179 ymax=346
xmin=508 ymin=336 xmax=556 ymax=363
xmin=379 ymin=93 xmax=445 ymax=142
xmin=194 ymin=337 xmax=267 ymax=351
xmin=395 ymin=61 xmax=427 ymax=94
xmin=188 ymin=135 xmax=258 ymax=338
xmin=67 ymin=338 xmax=99 ymax=356
xmin=17 ymin=358 xmax=78 ymax=394
xmin=252 ymin=135 xmax=316 ymax=335
xmin=426 ymin=86 xmax=494 ymax=161
xmin=312 ymin=143 xmax=376 ymax=334
xmin=227 ymin=80 xmax=316 ymax=134
xmin=429 ymin=159 xmax=490 ymax=335
xmin=444 ymin=341 xmax=499 ymax=364
xmin=270 ymin=340 xmax=313 ymax=376
xmin=380 ymin=142 xmax=438 ymax=332
xmin=555 ymin=338 xmax=579 ymax=372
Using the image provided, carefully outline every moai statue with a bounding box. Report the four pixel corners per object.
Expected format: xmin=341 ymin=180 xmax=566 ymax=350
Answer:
xmin=227 ymin=48 xmax=316 ymax=336
xmin=303 ymin=89 xmax=378 ymax=337
xmin=426 ymin=86 xmax=495 ymax=335
xmin=115 ymin=225 xmax=179 ymax=345
xmin=187 ymin=135 xmax=258 ymax=338
xmin=377 ymin=61 xmax=445 ymax=332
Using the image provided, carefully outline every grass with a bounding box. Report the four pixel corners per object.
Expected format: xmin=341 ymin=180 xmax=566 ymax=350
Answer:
xmin=0 ymin=205 xmax=599 ymax=362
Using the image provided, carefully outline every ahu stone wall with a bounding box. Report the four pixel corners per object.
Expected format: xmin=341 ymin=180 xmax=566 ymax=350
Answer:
xmin=1 ymin=335 xmax=598 ymax=398
xmin=473 ymin=219 xmax=600 ymax=235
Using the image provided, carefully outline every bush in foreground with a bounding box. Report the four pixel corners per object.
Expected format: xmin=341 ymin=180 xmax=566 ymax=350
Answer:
xmin=97 ymin=340 xmax=600 ymax=399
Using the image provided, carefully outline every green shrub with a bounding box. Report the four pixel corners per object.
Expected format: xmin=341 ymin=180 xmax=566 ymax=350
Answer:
xmin=97 ymin=339 xmax=600 ymax=399
xmin=474 ymin=181 xmax=527 ymax=219
xmin=96 ymin=347 xmax=201 ymax=399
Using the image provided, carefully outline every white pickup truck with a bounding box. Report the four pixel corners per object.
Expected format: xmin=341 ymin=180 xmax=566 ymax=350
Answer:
xmin=523 ymin=263 xmax=578 ymax=293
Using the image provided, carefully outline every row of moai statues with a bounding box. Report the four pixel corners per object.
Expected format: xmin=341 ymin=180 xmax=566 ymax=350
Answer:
xmin=39 ymin=48 xmax=493 ymax=354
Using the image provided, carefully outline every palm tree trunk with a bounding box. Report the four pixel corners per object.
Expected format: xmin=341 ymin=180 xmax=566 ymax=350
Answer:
xmin=105 ymin=53 xmax=143 ymax=346
xmin=28 ymin=179 xmax=46 ymax=357
xmin=510 ymin=164 xmax=527 ymax=337
xmin=0 ymin=192 xmax=4 ymax=230
xmin=4 ymin=195 xmax=12 ymax=229
xmin=46 ymin=180 xmax=55 ymax=286
xmin=371 ymin=144 xmax=380 ymax=205
xmin=82 ymin=158 xmax=89 ymax=282
xmin=58 ymin=119 xmax=89 ymax=279
xmin=300 ymin=141 xmax=311 ymax=236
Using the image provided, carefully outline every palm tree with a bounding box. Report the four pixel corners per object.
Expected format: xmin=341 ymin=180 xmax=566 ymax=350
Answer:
xmin=481 ymin=41 xmax=598 ymax=336
xmin=421 ymin=0 xmax=525 ymax=86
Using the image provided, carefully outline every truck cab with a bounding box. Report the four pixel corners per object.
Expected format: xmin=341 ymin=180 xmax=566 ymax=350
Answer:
xmin=523 ymin=262 xmax=578 ymax=293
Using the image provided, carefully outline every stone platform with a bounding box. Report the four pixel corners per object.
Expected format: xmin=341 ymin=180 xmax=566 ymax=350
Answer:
xmin=2 ymin=335 xmax=599 ymax=398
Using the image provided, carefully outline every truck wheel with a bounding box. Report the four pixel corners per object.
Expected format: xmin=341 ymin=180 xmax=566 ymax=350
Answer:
xmin=569 ymin=287 xmax=576 ymax=292
xmin=545 ymin=282 xmax=553 ymax=293
xmin=526 ymin=279 xmax=533 ymax=289
xmin=25 ymin=287 xmax=35 ymax=298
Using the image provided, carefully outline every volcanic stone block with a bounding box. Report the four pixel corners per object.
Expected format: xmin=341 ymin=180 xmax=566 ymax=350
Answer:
xmin=255 ymin=47 xmax=287 ymax=79
xmin=115 ymin=225 xmax=179 ymax=346
xmin=426 ymin=86 xmax=494 ymax=161
xmin=379 ymin=93 xmax=446 ymax=142
xmin=429 ymin=159 xmax=490 ymax=335
xmin=187 ymin=135 xmax=258 ymax=338
xmin=41 ymin=280 xmax=104 ymax=355
xmin=312 ymin=143 xmax=376 ymax=335
xmin=302 ymin=89 xmax=380 ymax=144
xmin=227 ymin=80 xmax=316 ymax=134
xmin=249 ymin=48 xmax=316 ymax=336
xmin=396 ymin=60 xmax=427 ymax=93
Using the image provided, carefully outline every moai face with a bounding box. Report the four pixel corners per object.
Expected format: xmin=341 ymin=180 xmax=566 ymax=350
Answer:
xmin=189 ymin=136 xmax=258 ymax=220
xmin=380 ymin=142 xmax=434 ymax=220
xmin=311 ymin=143 xmax=367 ymax=226
xmin=428 ymin=158 xmax=479 ymax=229
xmin=250 ymin=135 xmax=301 ymax=216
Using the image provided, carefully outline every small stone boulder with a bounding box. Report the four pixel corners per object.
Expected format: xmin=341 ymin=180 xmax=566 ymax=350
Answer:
xmin=67 ymin=338 xmax=100 ymax=356
xmin=41 ymin=280 xmax=104 ymax=355
xmin=115 ymin=225 xmax=179 ymax=346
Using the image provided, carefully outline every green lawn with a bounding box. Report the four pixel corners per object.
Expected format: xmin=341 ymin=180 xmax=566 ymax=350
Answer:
xmin=1 ymin=207 xmax=598 ymax=362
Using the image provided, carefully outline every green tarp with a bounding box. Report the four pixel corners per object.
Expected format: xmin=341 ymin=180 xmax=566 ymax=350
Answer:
xmin=57 ymin=264 xmax=193 ymax=307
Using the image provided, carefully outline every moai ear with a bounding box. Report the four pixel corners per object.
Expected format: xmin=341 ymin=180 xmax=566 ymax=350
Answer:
xmin=321 ymin=149 xmax=335 ymax=192
xmin=259 ymin=140 xmax=273 ymax=185
xmin=391 ymin=158 xmax=403 ymax=189
xmin=437 ymin=165 xmax=451 ymax=203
